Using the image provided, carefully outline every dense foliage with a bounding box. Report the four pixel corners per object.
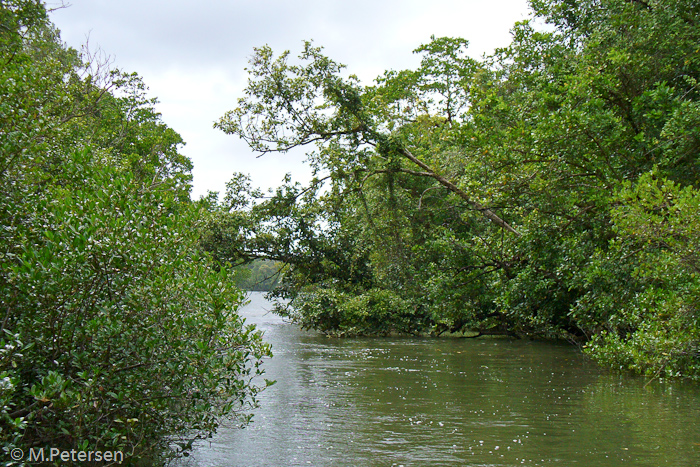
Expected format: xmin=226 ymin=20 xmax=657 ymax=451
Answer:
xmin=210 ymin=0 xmax=700 ymax=379
xmin=0 ymin=1 xmax=271 ymax=464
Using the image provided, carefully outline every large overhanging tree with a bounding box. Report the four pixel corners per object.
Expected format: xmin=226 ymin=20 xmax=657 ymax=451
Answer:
xmin=212 ymin=0 xmax=700 ymax=378
xmin=215 ymin=38 xmax=521 ymax=236
xmin=211 ymin=37 xmax=524 ymax=336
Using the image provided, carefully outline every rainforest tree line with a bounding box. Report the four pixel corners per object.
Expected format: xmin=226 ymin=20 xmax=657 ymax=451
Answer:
xmin=1 ymin=1 xmax=271 ymax=464
xmin=207 ymin=0 xmax=700 ymax=379
xmin=2 ymin=0 xmax=699 ymax=464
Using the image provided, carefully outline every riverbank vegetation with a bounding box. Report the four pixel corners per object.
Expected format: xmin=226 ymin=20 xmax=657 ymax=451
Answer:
xmin=0 ymin=1 xmax=271 ymax=464
xmin=209 ymin=0 xmax=700 ymax=379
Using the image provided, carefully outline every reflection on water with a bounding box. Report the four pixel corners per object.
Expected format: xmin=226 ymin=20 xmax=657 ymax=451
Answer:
xmin=177 ymin=292 xmax=700 ymax=466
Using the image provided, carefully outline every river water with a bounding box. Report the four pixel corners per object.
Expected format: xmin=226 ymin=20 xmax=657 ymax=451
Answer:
xmin=178 ymin=292 xmax=700 ymax=466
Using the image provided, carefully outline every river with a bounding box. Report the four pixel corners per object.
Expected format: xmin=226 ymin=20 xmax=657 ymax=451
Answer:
xmin=177 ymin=292 xmax=700 ymax=466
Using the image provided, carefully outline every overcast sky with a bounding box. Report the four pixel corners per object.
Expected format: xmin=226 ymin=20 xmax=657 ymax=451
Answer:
xmin=49 ymin=1 xmax=531 ymax=199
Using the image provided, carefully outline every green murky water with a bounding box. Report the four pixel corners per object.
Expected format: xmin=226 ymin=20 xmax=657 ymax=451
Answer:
xmin=178 ymin=293 xmax=700 ymax=466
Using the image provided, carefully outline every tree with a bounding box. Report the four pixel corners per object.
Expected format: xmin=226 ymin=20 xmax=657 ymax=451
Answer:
xmin=213 ymin=0 xmax=700 ymax=378
xmin=210 ymin=37 xmax=524 ymax=336
xmin=0 ymin=2 xmax=271 ymax=462
xmin=216 ymin=40 xmax=520 ymax=235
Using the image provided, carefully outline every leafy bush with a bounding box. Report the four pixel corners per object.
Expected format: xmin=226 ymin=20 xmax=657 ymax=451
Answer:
xmin=0 ymin=1 xmax=271 ymax=463
xmin=582 ymin=172 xmax=700 ymax=378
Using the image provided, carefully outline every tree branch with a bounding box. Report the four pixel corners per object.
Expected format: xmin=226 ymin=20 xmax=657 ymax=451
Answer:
xmin=396 ymin=146 xmax=522 ymax=236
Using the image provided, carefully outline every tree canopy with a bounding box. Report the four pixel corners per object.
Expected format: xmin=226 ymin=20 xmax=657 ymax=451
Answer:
xmin=210 ymin=0 xmax=700 ymax=379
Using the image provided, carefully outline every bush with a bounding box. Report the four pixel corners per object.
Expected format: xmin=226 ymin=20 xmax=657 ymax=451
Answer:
xmin=581 ymin=172 xmax=700 ymax=379
xmin=0 ymin=149 xmax=272 ymax=463
xmin=0 ymin=2 xmax=271 ymax=462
